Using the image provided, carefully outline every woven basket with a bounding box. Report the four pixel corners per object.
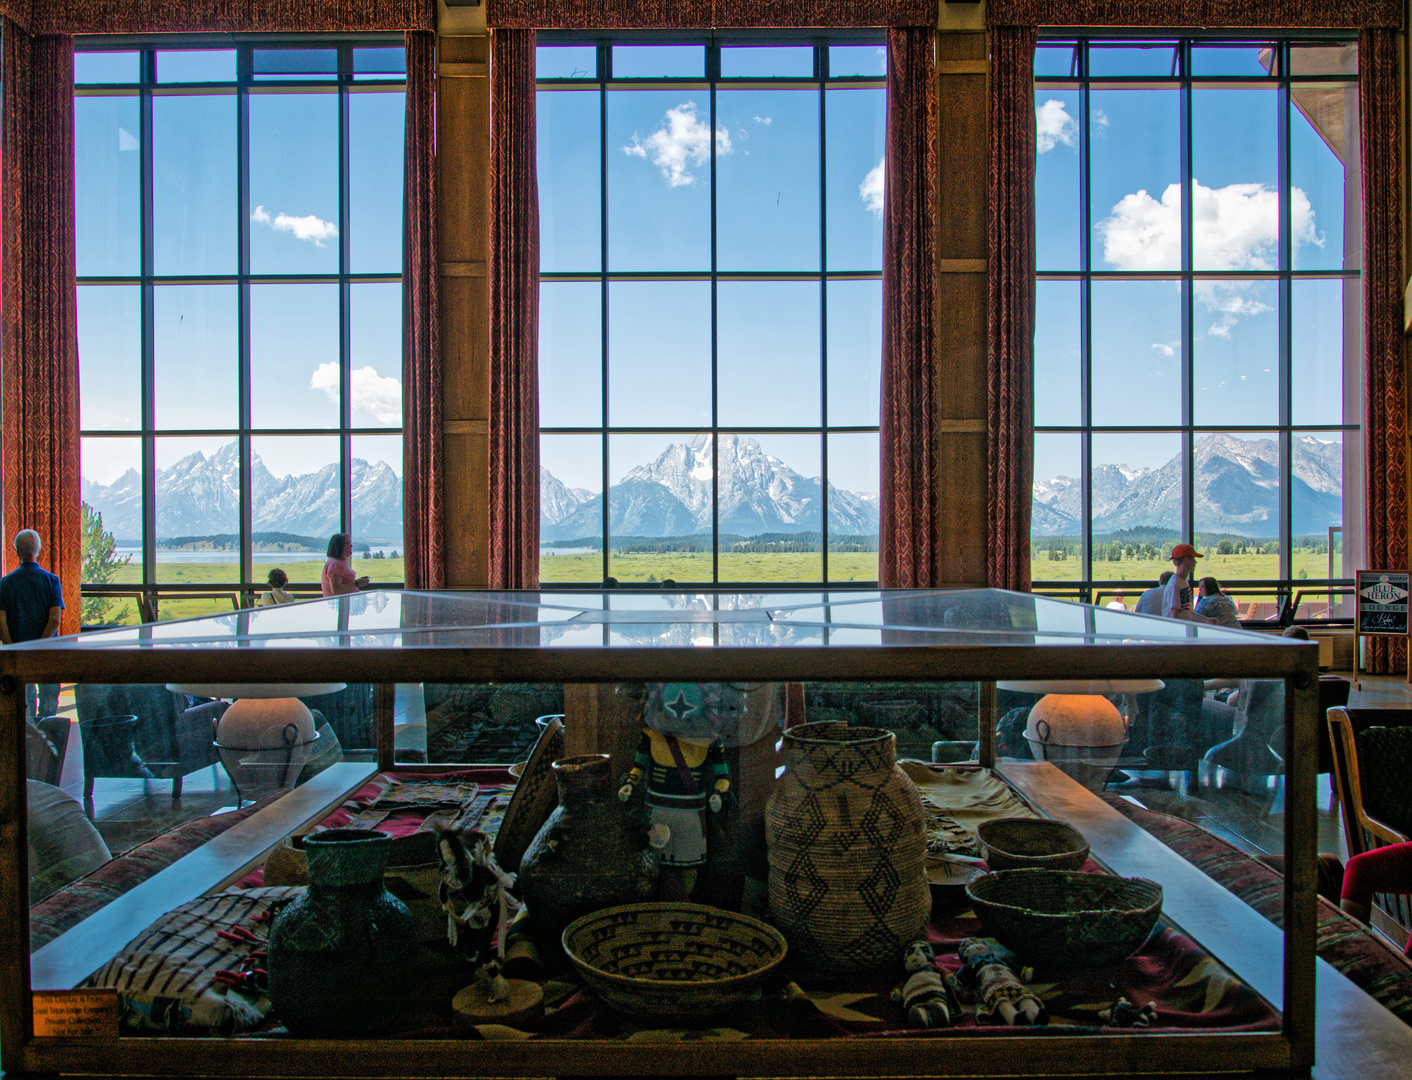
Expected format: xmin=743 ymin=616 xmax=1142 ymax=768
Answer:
xmin=562 ymin=903 xmax=787 ymax=1018
xmin=966 ymin=869 xmax=1163 ymax=969
xmin=978 ymin=818 xmax=1090 ymax=872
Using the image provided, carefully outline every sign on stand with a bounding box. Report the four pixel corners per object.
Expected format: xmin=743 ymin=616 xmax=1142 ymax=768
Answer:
xmin=1354 ymin=570 xmax=1410 ymax=683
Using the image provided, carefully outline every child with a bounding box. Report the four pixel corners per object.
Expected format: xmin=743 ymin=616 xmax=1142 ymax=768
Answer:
xmin=257 ymin=567 xmax=294 ymax=606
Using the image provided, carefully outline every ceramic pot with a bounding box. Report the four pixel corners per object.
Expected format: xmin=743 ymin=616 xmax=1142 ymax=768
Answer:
xmin=765 ymin=721 xmax=931 ymax=980
xmin=518 ymin=754 xmax=660 ymax=952
xmin=266 ymin=829 xmax=416 ymax=1036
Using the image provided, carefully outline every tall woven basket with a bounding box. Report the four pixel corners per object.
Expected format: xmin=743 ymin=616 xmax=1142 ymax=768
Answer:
xmin=765 ymin=721 xmax=931 ymax=979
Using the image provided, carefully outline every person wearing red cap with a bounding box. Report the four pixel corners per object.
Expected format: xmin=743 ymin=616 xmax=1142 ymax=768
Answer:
xmin=1162 ymin=543 xmax=1213 ymax=623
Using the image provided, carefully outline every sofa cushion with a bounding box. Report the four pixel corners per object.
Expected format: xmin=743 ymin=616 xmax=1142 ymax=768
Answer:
xmin=26 ymin=781 xmax=111 ymax=905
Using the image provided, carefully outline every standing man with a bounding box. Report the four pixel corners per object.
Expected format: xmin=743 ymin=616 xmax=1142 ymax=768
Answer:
xmin=1162 ymin=543 xmax=1213 ymax=623
xmin=0 ymin=529 xmax=64 ymax=718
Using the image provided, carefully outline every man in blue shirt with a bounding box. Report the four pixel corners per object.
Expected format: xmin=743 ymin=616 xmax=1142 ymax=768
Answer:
xmin=0 ymin=529 xmax=64 ymax=718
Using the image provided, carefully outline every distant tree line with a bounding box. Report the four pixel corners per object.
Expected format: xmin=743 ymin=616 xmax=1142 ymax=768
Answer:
xmin=1032 ymin=528 xmax=1335 ymax=562
xmin=157 ymin=532 xmax=371 ymax=553
xmin=546 ymin=533 xmax=879 ymax=554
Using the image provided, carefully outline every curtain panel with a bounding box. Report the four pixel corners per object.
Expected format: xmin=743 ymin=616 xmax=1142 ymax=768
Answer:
xmin=878 ymin=25 xmax=938 ymax=589
xmin=985 ymin=23 xmax=1036 ymax=592
xmin=402 ymin=29 xmax=443 ymax=590
xmin=1359 ymin=26 xmax=1406 ymax=675
xmin=1 ymin=21 xmax=81 ymax=635
xmin=486 ymin=0 xmax=936 ymax=28
xmin=488 ymin=27 xmax=541 ymax=590
xmin=27 ymin=1 xmax=436 ymax=34
xmin=986 ymin=0 xmax=1402 ymax=28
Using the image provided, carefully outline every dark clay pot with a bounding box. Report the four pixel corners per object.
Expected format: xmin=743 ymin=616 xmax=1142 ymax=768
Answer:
xmin=518 ymin=754 xmax=660 ymax=952
xmin=266 ymin=829 xmax=416 ymax=1036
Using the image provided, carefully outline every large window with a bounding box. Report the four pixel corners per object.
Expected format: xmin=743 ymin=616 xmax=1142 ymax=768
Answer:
xmin=1032 ymin=37 xmax=1360 ymax=618
xmin=75 ymin=40 xmax=406 ymax=620
xmin=536 ymin=34 xmax=886 ymax=585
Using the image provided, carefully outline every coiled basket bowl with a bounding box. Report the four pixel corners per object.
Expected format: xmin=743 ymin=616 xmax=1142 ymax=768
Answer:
xmin=978 ymin=818 xmax=1091 ymax=872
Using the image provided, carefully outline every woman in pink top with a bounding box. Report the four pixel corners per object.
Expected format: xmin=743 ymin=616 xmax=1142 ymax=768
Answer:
xmin=321 ymin=533 xmax=369 ymax=597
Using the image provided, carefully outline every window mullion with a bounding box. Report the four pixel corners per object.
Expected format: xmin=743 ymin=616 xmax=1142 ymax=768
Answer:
xmin=237 ymin=49 xmax=254 ymax=591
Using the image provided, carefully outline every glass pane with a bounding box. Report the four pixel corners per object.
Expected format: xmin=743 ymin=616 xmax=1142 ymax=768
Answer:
xmin=721 ymin=46 xmax=813 ymax=78
xmin=154 ymin=285 xmax=237 ymax=430
xmin=79 ymin=285 xmax=141 ymax=430
xmin=75 ymin=95 xmax=141 ymax=276
xmin=157 ymin=50 xmax=237 ymax=83
xmin=1193 ymin=280 xmax=1277 ymax=426
xmin=1291 ymin=83 xmax=1355 ymax=271
xmin=825 ymin=86 xmax=885 ymax=272
xmin=1091 ymin=432 xmax=1182 ymax=546
xmin=1090 ymin=280 xmax=1181 ymax=426
xmin=1192 ymin=433 xmax=1281 ymax=564
xmin=81 ymin=435 xmax=144 ymax=557
xmin=607 ymin=433 xmax=712 ymax=584
xmin=153 ymin=93 xmax=237 ymax=275
xmin=154 ymin=436 xmax=239 ymax=583
xmin=538 ymin=89 xmax=602 ymax=272
xmin=717 ymin=88 xmax=819 ymax=271
xmin=251 ymin=436 xmax=340 ymax=583
xmin=351 ymin=434 xmax=404 ymax=577
xmin=538 ymin=46 xmax=598 ymax=79
xmin=253 ymin=49 xmax=339 ymax=80
xmin=717 ymin=434 xmax=821 ymax=583
xmin=250 ymin=90 xmax=340 ymax=274
xmin=350 ymin=282 xmax=404 ymax=428
xmin=1090 ymin=89 xmax=1180 ymax=271
xmin=75 ymin=52 xmax=140 ymax=84
xmin=1031 ymin=432 xmax=1081 ymax=573
xmin=353 ymin=47 xmax=406 ymax=77
xmin=1190 ymin=45 xmax=1276 ymax=77
xmin=349 ymin=89 xmax=405 ymax=274
xmin=607 ymin=282 xmax=710 ymax=426
xmin=540 ymin=281 xmax=603 ymax=428
xmin=1088 ymin=43 xmax=1179 ymax=77
xmin=251 ymin=284 xmax=340 ymax=430
xmin=1034 ymin=44 xmax=1076 ymax=79
xmin=612 ymin=46 xmax=704 ymax=79
xmin=829 ymin=45 xmax=885 ymax=78
xmin=826 ymin=431 xmax=880 ymax=584
xmin=1292 ymin=433 xmax=1344 ymax=584
xmin=608 ymin=89 xmax=711 ymax=271
xmin=540 ymin=433 xmax=604 ymax=576
xmin=1291 ymin=278 xmax=1350 ymax=425
xmin=717 ymin=281 xmax=820 ymax=427
xmin=1035 ymin=89 xmax=1080 ymax=271
xmin=1192 ymin=89 xmax=1278 ymax=271
xmin=1034 ymin=280 xmax=1080 ymax=427
xmin=826 ymin=279 xmax=881 ymax=428
xmin=1290 ymin=43 xmax=1358 ymax=77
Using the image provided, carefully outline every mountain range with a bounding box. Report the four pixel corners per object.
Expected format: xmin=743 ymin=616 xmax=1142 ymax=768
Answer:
xmin=540 ymin=434 xmax=880 ymax=541
xmin=81 ymin=440 xmax=404 ymax=544
xmin=1031 ymin=432 xmax=1343 ymax=537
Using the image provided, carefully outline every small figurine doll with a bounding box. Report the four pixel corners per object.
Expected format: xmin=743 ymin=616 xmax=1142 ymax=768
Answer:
xmin=1100 ymin=997 xmax=1157 ymax=1028
xmin=957 ymin=937 xmax=1047 ymax=1026
xmin=435 ymin=827 xmax=520 ymax=1004
xmin=618 ymin=683 xmax=735 ymax=894
xmin=891 ymin=940 xmax=964 ymax=1028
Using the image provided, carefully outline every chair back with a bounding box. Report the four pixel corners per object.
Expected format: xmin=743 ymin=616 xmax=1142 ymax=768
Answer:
xmin=1326 ymin=707 xmax=1412 ymax=858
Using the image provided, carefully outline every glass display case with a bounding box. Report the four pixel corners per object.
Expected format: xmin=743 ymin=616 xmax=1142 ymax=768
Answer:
xmin=1 ymin=588 xmax=1320 ymax=1077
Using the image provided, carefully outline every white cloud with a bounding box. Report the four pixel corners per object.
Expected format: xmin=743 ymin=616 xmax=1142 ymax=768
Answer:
xmin=1151 ymin=340 xmax=1179 ymax=358
xmin=1035 ymin=99 xmax=1078 ymax=154
xmin=753 ymin=115 xmax=772 ymax=125
xmin=860 ymin=158 xmax=884 ymax=216
xmin=250 ymin=204 xmax=339 ymax=247
xmin=311 ymin=363 xmax=403 ymax=425
xmin=1196 ymin=281 xmax=1274 ymax=338
xmin=622 ymin=102 xmax=731 ymax=187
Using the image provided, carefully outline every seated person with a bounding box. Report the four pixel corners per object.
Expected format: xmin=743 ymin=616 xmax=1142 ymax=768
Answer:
xmin=257 ymin=567 xmax=294 ymax=606
xmin=1341 ymin=842 xmax=1412 ymax=953
xmin=1195 ymin=576 xmax=1241 ymax=628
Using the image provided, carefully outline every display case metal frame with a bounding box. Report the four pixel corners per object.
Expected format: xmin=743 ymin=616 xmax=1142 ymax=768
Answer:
xmin=0 ymin=588 xmax=1320 ymax=1077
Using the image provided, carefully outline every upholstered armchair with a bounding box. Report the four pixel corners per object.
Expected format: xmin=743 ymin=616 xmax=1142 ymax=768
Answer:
xmin=72 ymin=685 xmax=226 ymax=800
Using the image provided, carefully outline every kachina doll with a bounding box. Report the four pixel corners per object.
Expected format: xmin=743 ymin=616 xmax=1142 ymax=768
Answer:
xmin=892 ymin=940 xmax=964 ymax=1028
xmin=617 ymin=683 xmax=735 ymax=894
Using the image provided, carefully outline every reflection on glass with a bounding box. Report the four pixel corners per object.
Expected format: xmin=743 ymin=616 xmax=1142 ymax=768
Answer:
xmin=1190 ymin=45 xmax=1275 ymax=77
xmin=75 ymin=52 xmax=140 ymax=84
xmin=826 ymin=279 xmax=881 ymax=428
xmin=1090 ymin=89 xmax=1180 ymax=271
xmin=717 ymin=282 xmax=820 ymax=427
xmin=353 ymin=48 xmax=407 ymax=78
xmin=612 ymin=46 xmax=704 ymax=78
xmin=157 ymin=50 xmax=237 ymax=82
xmin=1290 ymin=43 xmax=1358 ymax=77
xmin=1031 ymin=432 xmax=1081 ymax=578
xmin=1035 ymin=89 xmax=1080 ymax=271
xmin=540 ymin=282 xmax=603 ymax=428
xmin=1090 ymin=280 xmax=1181 ymax=426
xmin=1088 ymin=43 xmax=1179 ymax=77
xmin=829 ymin=46 xmax=886 ymax=78
xmin=76 ymin=95 xmax=141 ymax=276
xmin=351 ymin=434 xmax=404 ymax=577
xmin=717 ymin=88 xmax=819 ymax=271
xmin=1193 ymin=280 xmax=1277 ymax=426
xmin=825 ymin=86 xmax=885 ymax=272
xmin=1034 ymin=281 xmax=1080 ymax=427
xmin=350 ymin=283 xmax=404 ymax=428
xmin=827 ymin=432 xmax=879 ymax=584
xmin=154 ymin=285 xmax=237 ymax=429
xmin=154 ymin=93 xmax=237 ymax=275
xmin=1192 ymin=89 xmax=1278 ymax=271
xmin=607 ymin=282 xmax=710 ymax=426
xmin=1290 ymin=83 xmax=1354 ymax=272
xmin=541 ymin=433 xmax=605 ymax=584
xmin=1291 ymin=278 xmax=1349 ymax=425
xmin=539 ymin=89 xmax=602 ymax=272
xmin=155 ymin=436 xmax=239 ymax=583
xmin=538 ymin=46 xmax=598 ymax=79
xmin=349 ymin=90 xmax=406 ymax=274
xmin=79 ymin=286 xmax=141 ymax=431
xmin=721 ymin=46 xmax=813 ymax=78
xmin=253 ymin=49 xmax=338 ymax=80
xmin=251 ymin=436 xmax=340 ymax=584
xmin=1034 ymin=44 xmax=1076 ymax=78
xmin=250 ymin=90 xmax=339 ymax=274
xmin=251 ymin=284 xmax=339 ymax=429
xmin=608 ymin=433 xmax=713 ymax=583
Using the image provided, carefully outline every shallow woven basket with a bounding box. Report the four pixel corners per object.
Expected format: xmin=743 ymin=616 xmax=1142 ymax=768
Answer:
xmin=978 ymin=818 xmax=1091 ymax=872
xmin=562 ymin=902 xmax=787 ymax=1018
xmin=966 ymin=869 xmax=1163 ymax=969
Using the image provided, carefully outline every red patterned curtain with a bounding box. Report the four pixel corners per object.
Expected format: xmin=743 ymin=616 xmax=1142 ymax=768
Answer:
xmin=1 ymin=21 xmax=81 ymax=635
xmin=488 ymin=28 xmax=541 ymax=589
xmin=985 ymin=1 xmax=1401 ymax=27
xmin=1359 ymin=26 xmax=1406 ymax=675
xmin=986 ymin=24 xmax=1036 ymax=592
xmin=27 ymin=1 xmax=436 ymax=33
xmin=486 ymin=1 xmax=934 ymax=28
xmin=402 ymin=30 xmax=442 ymax=590
xmin=878 ymin=25 xmax=937 ymax=589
